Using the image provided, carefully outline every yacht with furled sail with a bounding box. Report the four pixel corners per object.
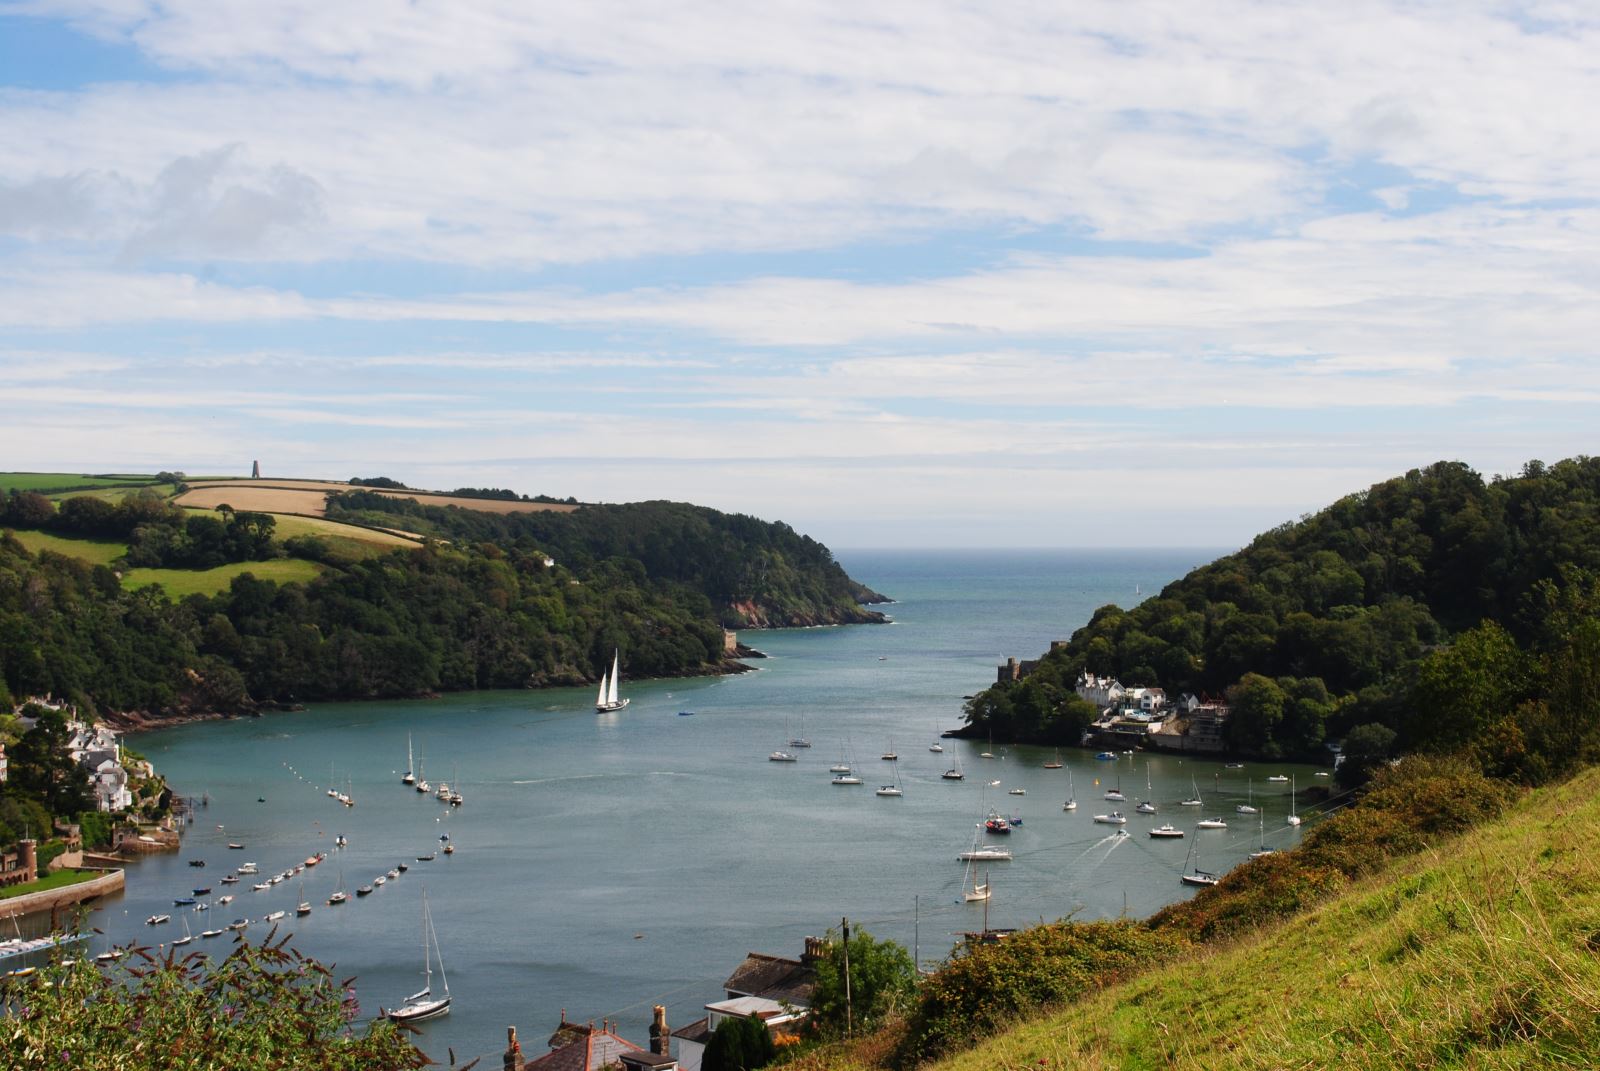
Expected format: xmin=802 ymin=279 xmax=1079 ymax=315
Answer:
xmin=386 ymin=891 xmax=451 ymax=1023
xmin=1181 ymin=829 xmax=1220 ymax=886
xmin=595 ymin=649 xmax=629 ymax=712
xmin=402 ymin=735 xmax=416 ymax=785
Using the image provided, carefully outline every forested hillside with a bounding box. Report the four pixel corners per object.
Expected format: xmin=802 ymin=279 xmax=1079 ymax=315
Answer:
xmin=964 ymin=457 xmax=1600 ymax=775
xmin=323 ymin=491 xmax=886 ymax=627
xmin=0 ymin=482 xmax=886 ymax=719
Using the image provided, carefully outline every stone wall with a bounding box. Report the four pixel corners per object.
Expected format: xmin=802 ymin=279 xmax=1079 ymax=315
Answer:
xmin=0 ymin=869 xmax=124 ymax=920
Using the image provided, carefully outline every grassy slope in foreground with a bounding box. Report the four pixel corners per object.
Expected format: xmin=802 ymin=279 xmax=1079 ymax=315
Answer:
xmin=922 ymin=769 xmax=1600 ymax=1071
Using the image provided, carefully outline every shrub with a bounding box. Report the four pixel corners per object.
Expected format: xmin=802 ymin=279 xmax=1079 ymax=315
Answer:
xmin=1 ymin=937 xmax=425 ymax=1069
xmin=704 ymin=1013 xmax=776 ymax=1071
xmin=897 ymin=920 xmax=1186 ymax=1064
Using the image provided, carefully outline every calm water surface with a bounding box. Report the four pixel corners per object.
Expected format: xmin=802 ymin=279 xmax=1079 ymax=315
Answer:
xmin=91 ymin=549 xmax=1329 ymax=1064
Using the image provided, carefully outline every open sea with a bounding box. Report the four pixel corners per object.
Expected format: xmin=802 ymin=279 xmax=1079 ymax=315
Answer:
xmin=75 ymin=548 xmax=1331 ymax=1065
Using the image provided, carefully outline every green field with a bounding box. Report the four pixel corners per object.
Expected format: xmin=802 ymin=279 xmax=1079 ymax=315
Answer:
xmin=9 ymin=529 xmax=127 ymax=566
xmin=898 ymin=769 xmax=1600 ymax=1071
xmin=0 ymin=868 xmax=104 ymax=901
xmin=52 ymin=482 xmax=180 ymax=503
xmin=123 ymin=559 xmax=325 ymax=598
xmin=0 ymin=472 xmax=155 ymax=493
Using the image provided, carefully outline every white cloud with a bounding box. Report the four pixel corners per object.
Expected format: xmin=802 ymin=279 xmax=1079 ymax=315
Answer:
xmin=4 ymin=2 xmax=1598 ymax=266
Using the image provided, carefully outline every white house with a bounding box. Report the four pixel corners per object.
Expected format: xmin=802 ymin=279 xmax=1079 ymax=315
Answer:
xmin=1077 ymin=673 xmax=1125 ymax=711
xmin=89 ymin=758 xmax=133 ymax=812
xmin=66 ymin=721 xmax=132 ymax=812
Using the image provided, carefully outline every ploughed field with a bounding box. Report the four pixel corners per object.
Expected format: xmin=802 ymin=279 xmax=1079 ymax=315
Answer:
xmin=178 ymin=480 xmax=581 ymax=517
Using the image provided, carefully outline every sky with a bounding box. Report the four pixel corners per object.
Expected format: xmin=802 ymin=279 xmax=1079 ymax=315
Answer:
xmin=1 ymin=2 xmax=1597 ymax=549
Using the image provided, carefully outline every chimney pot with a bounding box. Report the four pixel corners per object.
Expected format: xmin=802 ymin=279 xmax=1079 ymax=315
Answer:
xmin=651 ymin=1004 xmax=670 ymax=1056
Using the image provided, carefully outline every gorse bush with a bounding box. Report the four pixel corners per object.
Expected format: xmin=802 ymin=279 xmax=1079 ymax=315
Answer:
xmin=1150 ymin=756 xmax=1512 ymax=942
xmin=896 ymin=920 xmax=1187 ymax=1065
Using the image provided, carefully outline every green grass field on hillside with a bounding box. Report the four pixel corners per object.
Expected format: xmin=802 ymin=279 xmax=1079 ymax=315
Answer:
xmin=0 ymin=472 xmax=155 ymax=493
xmin=918 ymin=769 xmax=1600 ymax=1071
xmin=0 ymin=868 xmax=104 ymax=901
xmin=9 ymin=529 xmax=127 ymax=566
xmin=51 ymin=482 xmax=180 ymax=503
xmin=123 ymin=559 xmax=324 ymax=598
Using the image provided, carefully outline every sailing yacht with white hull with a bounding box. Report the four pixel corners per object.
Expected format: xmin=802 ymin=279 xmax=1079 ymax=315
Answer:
xmin=386 ymin=891 xmax=451 ymax=1023
xmin=595 ymin=649 xmax=630 ymax=713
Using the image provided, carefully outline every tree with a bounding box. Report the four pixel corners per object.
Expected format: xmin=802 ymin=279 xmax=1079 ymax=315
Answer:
xmin=808 ymin=922 xmax=917 ymax=1037
xmin=1405 ymin=621 xmax=1527 ymax=752
xmin=1338 ymin=722 xmax=1398 ymax=788
xmin=1227 ymin=673 xmax=1286 ymax=757
xmin=702 ymin=1013 xmax=775 ymax=1071
xmin=8 ymin=710 xmax=94 ymax=816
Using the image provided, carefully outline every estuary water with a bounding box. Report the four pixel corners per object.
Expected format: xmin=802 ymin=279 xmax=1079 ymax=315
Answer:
xmin=93 ymin=548 xmax=1328 ymax=1064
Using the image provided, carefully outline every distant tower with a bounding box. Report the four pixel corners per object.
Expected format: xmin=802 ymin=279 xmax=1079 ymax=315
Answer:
xmin=251 ymin=460 xmax=261 ymax=479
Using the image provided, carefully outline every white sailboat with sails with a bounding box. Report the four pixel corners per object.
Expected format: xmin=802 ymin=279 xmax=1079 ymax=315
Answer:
xmin=387 ymin=891 xmax=451 ymax=1023
xmin=595 ymin=649 xmax=629 ymax=712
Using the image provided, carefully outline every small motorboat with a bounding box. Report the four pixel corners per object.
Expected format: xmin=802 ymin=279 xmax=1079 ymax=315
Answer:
xmin=252 ymin=882 xmax=270 ymax=891
xmin=1224 ymin=763 xmax=1245 ymax=770
xmin=146 ymin=914 xmax=171 ymax=925
xmin=356 ymin=885 xmax=374 ymax=897
xmin=1197 ymin=818 xmax=1228 ymax=829
xmin=769 ymin=750 xmax=798 ymax=762
xmin=416 ymin=853 xmax=435 ymax=862
xmin=984 ymin=815 xmax=1012 ymax=835
xmin=396 ymin=863 xmax=409 ymax=873
xmin=1135 ymin=801 xmax=1158 ymax=814
xmin=200 ymin=928 xmax=224 ymax=939
xmin=173 ymin=897 xmax=196 ymax=906
xmin=228 ymin=919 xmax=250 ymax=931
xmin=387 ymin=868 xmax=400 ymax=879
xmin=374 ymin=875 xmax=387 ymax=886
xmin=1267 ymin=775 xmax=1289 ymax=782
xmin=1008 ymin=788 xmax=1025 ymax=796
xmin=188 ymin=859 xmax=207 ymax=868
xmin=1149 ymin=825 xmax=1185 ymax=838
xmin=1095 ymin=752 xmax=1117 ymax=760
xmin=218 ymin=895 xmax=235 ymax=905
xmin=263 ymin=910 xmax=286 ymax=922
xmin=236 ymin=863 xmax=258 ymax=874
xmin=1094 ymin=812 xmax=1128 ymax=825
xmin=192 ymin=886 xmax=211 ymax=895
xmin=220 ymin=875 xmax=239 ymax=885
xmin=227 ymin=843 xmax=245 ymax=850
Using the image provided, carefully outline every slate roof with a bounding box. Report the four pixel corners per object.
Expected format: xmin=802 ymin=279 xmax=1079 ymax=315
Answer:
xmin=723 ymin=952 xmax=816 ymax=1007
xmin=525 ymin=1022 xmax=643 ymax=1071
xmin=671 ymin=1017 xmax=711 ymax=1045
